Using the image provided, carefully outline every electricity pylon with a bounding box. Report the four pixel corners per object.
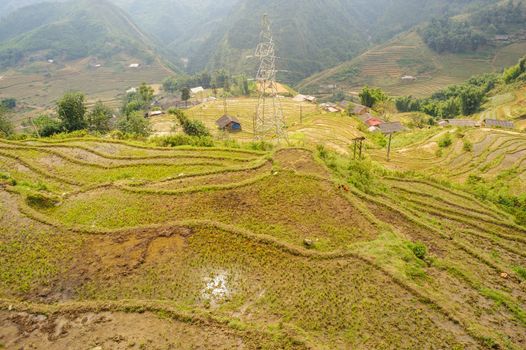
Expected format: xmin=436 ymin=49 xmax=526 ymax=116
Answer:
xmin=253 ymin=15 xmax=287 ymax=141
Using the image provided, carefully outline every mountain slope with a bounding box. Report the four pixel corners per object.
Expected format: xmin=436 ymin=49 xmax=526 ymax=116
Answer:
xmin=172 ymin=0 xmax=496 ymax=84
xmin=297 ymin=30 xmax=526 ymax=97
xmin=0 ymin=0 xmax=165 ymax=68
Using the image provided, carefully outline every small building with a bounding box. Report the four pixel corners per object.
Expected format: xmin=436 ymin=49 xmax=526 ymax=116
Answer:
xmin=129 ymin=63 xmax=140 ymax=68
xmin=379 ymin=122 xmax=405 ymax=135
xmin=190 ymin=86 xmax=205 ymax=95
xmin=359 ymin=113 xmax=375 ymax=123
xmin=447 ymin=119 xmax=480 ymax=127
xmin=126 ymin=87 xmax=137 ymax=94
xmin=484 ymin=119 xmax=514 ymax=129
xmin=216 ymin=115 xmax=242 ymax=132
xmin=293 ymin=94 xmax=317 ymax=103
xmin=366 ymin=117 xmax=384 ymax=127
xmin=438 ymin=120 xmax=449 ymax=127
xmin=327 ymin=107 xmax=340 ymax=113
xmin=495 ymin=35 xmax=510 ymax=42
xmin=148 ymin=110 xmax=164 ymax=117
xmin=401 ymin=75 xmax=416 ymax=81
xmin=352 ymin=104 xmax=369 ymax=115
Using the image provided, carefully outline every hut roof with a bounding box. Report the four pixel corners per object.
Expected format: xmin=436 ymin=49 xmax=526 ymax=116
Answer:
xmin=447 ymin=119 xmax=480 ymax=127
xmin=484 ymin=119 xmax=514 ymax=129
xmin=216 ymin=115 xmax=240 ymax=128
xmin=379 ymin=122 xmax=404 ymax=134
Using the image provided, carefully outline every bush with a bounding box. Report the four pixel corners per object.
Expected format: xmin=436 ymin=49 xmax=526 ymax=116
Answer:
xmin=347 ymin=159 xmax=377 ymax=193
xmin=409 ymin=242 xmax=427 ymax=260
xmin=116 ymin=111 xmax=151 ymax=137
xmin=26 ymin=192 xmax=60 ymax=208
xmin=151 ymin=135 xmax=214 ymax=147
xmin=247 ymin=141 xmax=274 ymax=151
xmin=170 ymin=109 xmax=210 ymax=137
xmin=463 ymin=140 xmax=473 ymax=152
xmin=32 ymin=114 xmax=63 ymax=137
xmin=438 ymin=134 xmax=453 ymax=148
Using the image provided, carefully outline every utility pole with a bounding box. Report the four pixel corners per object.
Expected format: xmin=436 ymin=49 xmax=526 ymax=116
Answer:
xmin=387 ymin=133 xmax=393 ymax=161
xmin=253 ymin=14 xmax=287 ymax=141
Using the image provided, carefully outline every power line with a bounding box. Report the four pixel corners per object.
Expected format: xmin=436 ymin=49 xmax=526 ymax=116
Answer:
xmin=253 ymin=14 xmax=287 ymax=142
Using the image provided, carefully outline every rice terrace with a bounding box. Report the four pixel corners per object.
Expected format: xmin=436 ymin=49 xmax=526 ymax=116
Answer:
xmin=1 ymin=0 xmax=526 ymax=349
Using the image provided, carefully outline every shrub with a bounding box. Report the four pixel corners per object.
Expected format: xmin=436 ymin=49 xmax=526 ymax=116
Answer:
xmin=513 ymin=266 xmax=526 ymax=281
xmin=409 ymin=242 xmax=427 ymax=260
xmin=151 ymin=135 xmax=214 ymax=147
xmin=247 ymin=141 xmax=273 ymax=151
xmin=463 ymin=140 xmax=473 ymax=152
xmin=347 ymin=159 xmax=377 ymax=193
xmin=26 ymin=192 xmax=60 ymax=208
xmin=438 ymin=134 xmax=452 ymax=148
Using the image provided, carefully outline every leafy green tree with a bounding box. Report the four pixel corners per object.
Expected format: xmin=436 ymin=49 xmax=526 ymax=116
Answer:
xmin=138 ymin=83 xmax=154 ymax=106
xmin=162 ymin=77 xmax=179 ymax=94
xmin=359 ymin=86 xmax=388 ymax=107
xmin=0 ymin=107 xmax=13 ymax=137
xmin=56 ymin=92 xmax=87 ymax=132
xmin=116 ymin=111 xmax=150 ymax=136
xmin=32 ymin=114 xmax=63 ymax=137
xmin=87 ymin=101 xmax=113 ymax=133
xmin=181 ymin=87 xmax=191 ymax=107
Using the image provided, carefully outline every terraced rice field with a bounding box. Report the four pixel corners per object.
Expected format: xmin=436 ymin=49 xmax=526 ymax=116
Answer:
xmin=152 ymin=97 xmax=364 ymax=152
xmin=299 ymin=31 xmax=526 ymax=97
xmin=477 ymin=87 xmax=526 ymax=131
xmin=372 ymin=127 xmax=526 ymax=194
xmin=1 ymin=136 xmax=525 ymax=349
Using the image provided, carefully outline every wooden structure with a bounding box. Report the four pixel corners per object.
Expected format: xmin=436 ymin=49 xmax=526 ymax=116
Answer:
xmin=379 ymin=122 xmax=404 ymax=161
xmin=216 ymin=115 xmax=242 ymax=132
xmin=352 ymin=136 xmax=366 ymax=160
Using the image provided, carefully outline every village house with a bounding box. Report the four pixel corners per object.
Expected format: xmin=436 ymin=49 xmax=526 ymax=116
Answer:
xmin=352 ymin=104 xmax=369 ymax=115
xmin=216 ymin=115 xmax=242 ymax=132
xmin=484 ymin=119 xmax=514 ymax=129
xmin=190 ymin=86 xmax=205 ymax=95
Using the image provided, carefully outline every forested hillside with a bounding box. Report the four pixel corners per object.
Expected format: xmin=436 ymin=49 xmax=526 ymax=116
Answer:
xmin=0 ymin=0 xmax=160 ymax=69
xmin=176 ymin=0 xmax=497 ymax=84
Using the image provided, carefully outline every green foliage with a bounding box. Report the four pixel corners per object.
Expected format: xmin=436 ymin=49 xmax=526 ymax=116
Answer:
xmin=170 ymin=109 xmax=210 ymax=137
xmin=463 ymin=140 xmax=473 ymax=152
xmin=1 ymin=98 xmax=16 ymax=109
xmin=0 ymin=107 xmax=14 ymax=138
xmin=86 ymin=101 xmax=113 ymax=133
xmin=438 ymin=134 xmax=452 ymax=148
xmin=151 ymin=135 xmax=215 ymax=148
xmin=32 ymin=114 xmax=63 ymax=137
xmin=181 ymin=87 xmax=191 ymax=103
xmin=503 ymin=56 xmax=526 ymax=84
xmin=421 ymin=17 xmax=486 ymax=54
xmin=408 ymin=242 xmax=427 ymax=260
xmin=346 ymin=159 xmax=380 ymax=193
xmin=116 ymin=111 xmax=151 ymax=137
xmin=56 ymin=92 xmax=87 ymax=132
xmin=247 ymin=141 xmax=274 ymax=152
xmin=359 ymin=86 xmax=389 ymax=108
xmin=162 ymin=76 xmax=179 ymax=94
xmin=513 ymin=266 xmax=526 ymax=281
xmin=122 ymin=83 xmax=154 ymax=116
xmin=26 ymin=192 xmax=60 ymax=208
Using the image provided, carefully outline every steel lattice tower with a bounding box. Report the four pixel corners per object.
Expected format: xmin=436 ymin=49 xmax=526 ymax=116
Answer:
xmin=253 ymin=15 xmax=287 ymax=141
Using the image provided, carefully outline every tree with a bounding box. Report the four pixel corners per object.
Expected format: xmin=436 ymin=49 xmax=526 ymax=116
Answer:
xmin=181 ymin=87 xmax=191 ymax=107
xmin=32 ymin=114 xmax=63 ymax=137
xmin=116 ymin=111 xmax=150 ymax=136
xmin=138 ymin=83 xmax=154 ymax=106
xmin=0 ymin=107 xmax=13 ymax=138
xmin=359 ymin=86 xmax=388 ymax=108
xmin=87 ymin=101 xmax=113 ymax=133
xmin=56 ymin=92 xmax=87 ymax=132
xmin=162 ymin=77 xmax=179 ymax=94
